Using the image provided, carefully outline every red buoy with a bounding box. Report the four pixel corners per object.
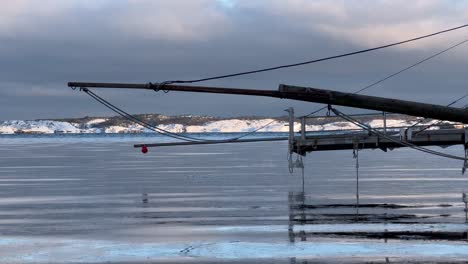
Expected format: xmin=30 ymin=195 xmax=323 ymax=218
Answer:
xmin=141 ymin=145 xmax=148 ymax=154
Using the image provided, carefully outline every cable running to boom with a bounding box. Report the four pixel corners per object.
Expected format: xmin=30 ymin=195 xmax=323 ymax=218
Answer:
xmin=413 ymin=101 xmax=468 ymax=135
xmin=407 ymin=92 xmax=468 ymax=129
xmin=83 ymin=88 xmax=283 ymax=143
xmin=191 ymin=37 xmax=468 ymax=139
xmin=228 ymin=36 xmax=468 ymax=135
xmin=162 ymin=24 xmax=468 ymax=85
xmin=301 ymin=37 xmax=468 ymax=118
xmin=76 ymin=25 xmax=468 ymax=143
xmin=82 ymin=88 xmax=205 ymax=142
xmin=380 ymin=91 xmax=468 ymax=131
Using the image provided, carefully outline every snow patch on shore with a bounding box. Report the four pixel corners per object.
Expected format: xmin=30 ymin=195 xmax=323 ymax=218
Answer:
xmin=86 ymin=118 xmax=107 ymax=125
xmin=186 ymin=119 xmax=289 ymax=133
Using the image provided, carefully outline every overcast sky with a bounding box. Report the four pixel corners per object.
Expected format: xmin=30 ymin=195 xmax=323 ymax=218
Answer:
xmin=1 ymin=0 xmax=468 ymax=120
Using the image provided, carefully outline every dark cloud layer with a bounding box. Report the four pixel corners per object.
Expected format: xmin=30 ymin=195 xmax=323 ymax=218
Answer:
xmin=1 ymin=0 xmax=468 ymax=119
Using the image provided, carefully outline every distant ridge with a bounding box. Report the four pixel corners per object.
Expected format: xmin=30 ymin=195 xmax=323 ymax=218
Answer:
xmin=0 ymin=113 xmax=454 ymax=135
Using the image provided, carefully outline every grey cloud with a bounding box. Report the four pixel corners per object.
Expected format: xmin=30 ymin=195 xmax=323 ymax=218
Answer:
xmin=0 ymin=0 xmax=467 ymax=120
xmin=238 ymin=0 xmax=468 ymax=49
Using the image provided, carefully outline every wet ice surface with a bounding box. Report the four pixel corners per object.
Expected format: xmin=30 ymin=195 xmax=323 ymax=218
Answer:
xmin=1 ymin=134 xmax=468 ymax=263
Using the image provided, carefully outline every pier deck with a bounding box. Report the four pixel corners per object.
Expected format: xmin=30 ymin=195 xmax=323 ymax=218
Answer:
xmin=292 ymin=128 xmax=468 ymax=155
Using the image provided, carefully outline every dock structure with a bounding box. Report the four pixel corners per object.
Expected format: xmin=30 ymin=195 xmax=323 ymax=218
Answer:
xmin=290 ymin=117 xmax=468 ymax=156
xmin=283 ymin=104 xmax=468 ymax=154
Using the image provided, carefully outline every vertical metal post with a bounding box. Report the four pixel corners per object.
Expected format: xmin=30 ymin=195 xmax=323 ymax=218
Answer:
xmin=286 ymin=108 xmax=295 ymax=173
xmin=301 ymin=116 xmax=306 ymax=141
xmin=383 ymin=111 xmax=387 ymax=136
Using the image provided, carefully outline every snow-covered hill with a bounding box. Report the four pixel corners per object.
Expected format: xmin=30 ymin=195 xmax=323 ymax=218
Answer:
xmin=0 ymin=120 xmax=86 ymax=134
xmin=0 ymin=115 xmax=457 ymax=134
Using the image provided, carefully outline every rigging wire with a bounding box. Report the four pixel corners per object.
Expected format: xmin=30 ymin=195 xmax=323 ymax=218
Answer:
xmin=336 ymin=111 xmax=466 ymax=161
xmin=83 ymin=88 xmax=283 ymax=142
xmin=161 ymin=24 xmax=468 ymax=85
xmin=407 ymin=92 xmax=468 ymax=129
xmin=332 ymin=91 xmax=468 ymax=132
xmin=82 ymin=89 xmax=205 ymax=142
xmin=85 ymin=90 xmax=200 ymax=142
xmin=301 ymin=37 xmax=468 ymax=118
xmin=156 ymin=36 xmax=468 ymax=141
xmin=331 ymin=107 xmax=468 ymax=161
xmin=376 ymin=92 xmax=468 ymax=133
xmin=413 ymin=102 xmax=468 ymax=135
xmin=80 ymin=26 xmax=468 ymax=143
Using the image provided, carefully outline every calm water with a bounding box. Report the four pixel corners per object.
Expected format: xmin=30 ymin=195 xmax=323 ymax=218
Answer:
xmin=1 ymin=134 xmax=468 ymax=263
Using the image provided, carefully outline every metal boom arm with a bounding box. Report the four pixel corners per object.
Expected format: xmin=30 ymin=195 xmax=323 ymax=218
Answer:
xmin=68 ymin=82 xmax=468 ymax=124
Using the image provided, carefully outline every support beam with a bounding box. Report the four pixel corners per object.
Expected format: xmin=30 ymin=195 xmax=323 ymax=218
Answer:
xmin=292 ymin=128 xmax=467 ymax=155
xmin=133 ymin=137 xmax=288 ymax=148
xmin=68 ymin=82 xmax=468 ymax=123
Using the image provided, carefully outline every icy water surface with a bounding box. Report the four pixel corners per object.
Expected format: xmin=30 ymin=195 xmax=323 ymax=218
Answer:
xmin=1 ymin=134 xmax=468 ymax=263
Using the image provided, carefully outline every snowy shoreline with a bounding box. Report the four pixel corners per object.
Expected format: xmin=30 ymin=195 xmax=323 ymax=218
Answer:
xmin=0 ymin=117 xmax=455 ymax=135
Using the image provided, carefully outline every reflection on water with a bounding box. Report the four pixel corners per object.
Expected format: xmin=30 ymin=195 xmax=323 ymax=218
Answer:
xmin=1 ymin=136 xmax=468 ymax=262
xmin=288 ymin=191 xmax=468 ymax=243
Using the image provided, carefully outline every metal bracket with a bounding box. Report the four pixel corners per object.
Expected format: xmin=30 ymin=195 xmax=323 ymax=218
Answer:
xmin=289 ymin=153 xmax=304 ymax=172
xmin=293 ymin=155 xmax=304 ymax=169
xmin=400 ymin=127 xmax=414 ymax=142
xmin=352 ymin=138 xmax=359 ymax=160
